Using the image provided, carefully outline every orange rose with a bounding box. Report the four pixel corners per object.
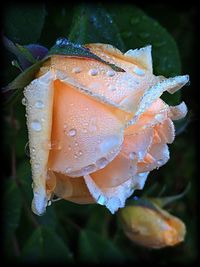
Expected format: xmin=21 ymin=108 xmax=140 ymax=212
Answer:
xmin=23 ymin=43 xmax=189 ymax=215
xmin=119 ymin=203 xmax=186 ymax=248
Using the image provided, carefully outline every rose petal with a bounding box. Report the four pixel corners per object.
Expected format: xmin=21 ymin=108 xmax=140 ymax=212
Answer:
xmin=51 ymin=46 xmax=159 ymax=114
xmin=84 ymin=174 xmax=134 ymax=214
xmin=48 ymin=80 xmax=125 ymax=177
xmin=137 ymin=143 xmax=170 ymax=173
xmin=124 ymin=45 xmax=153 ymax=72
xmin=48 ymin=172 xmax=94 ymax=204
xmin=154 ymin=118 xmax=175 ymax=144
xmin=132 ymin=75 xmax=189 ymax=122
xmin=127 ymin=98 xmax=169 ymax=130
xmin=169 ymin=102 xmax=188 ymax=120
xmin=24 ymin=71 xmax=55 ymax=215
xmin=132 ymin=172 xmax=149 ymax=190
xmin=122 ymin=127 xmax=154 ymax=161
xmin=90 ymin=152 xmax=137 ymax=188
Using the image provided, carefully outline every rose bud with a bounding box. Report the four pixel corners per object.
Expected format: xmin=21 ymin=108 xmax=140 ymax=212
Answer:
xmin=119 ymin=203 xmax=186 ymax=249
xmin=23 ymin=43 xmax=189 ymax=215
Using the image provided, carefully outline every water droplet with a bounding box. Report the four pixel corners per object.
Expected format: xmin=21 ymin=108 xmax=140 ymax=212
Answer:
xmin=99 ymin=136 xmax=120 ymax=154
xmin=129 ymin=152 xmax=136 ymax=160
xmin=56 ymin=37 xmax=70 ymax=46
xmin=108 ymin=85 xmax=116 ymax=91
xmin=22 ymin=97 xmax=27 ymax=106
xmin=78 ymin=150 xmax=83 ymax=156
xmin=88 ymin=69 xmax=98 ymax=76
xmin=75 ymin=142 xmax=78 ymax=147
xmin=83 ymin=164 xmax=96 ymax=174
xmin=74 ymin=153 xmax=78 ymax=159
xmin=34 ymin=163 xmax=40 ymax=168
xmin=138 ymin=151 xmax=143 ymax=160
xmin=157 ymin=159 xmax=164 ymax=165
xmin=155 ymin=114 xmax=164 ymax=122
xmin=97 ymin=195 xmax=106 ymax=205
xmin=68 ymin=128 xmax=77 ymax=137
xmin=96 ymin=157 xmax=108 ymax=168
xmin=72 ymin=67 xmax=81 ymax=74
xmin=32 ymin=147 xmax=36 ymax=153
xmin=65 ymin=167 xmax=72 ymax=173
xmin=35 ymin=100 xmax=44 ymax=109
xmin=133 ymin=67 xmax=145 ymax=76
xmin=31 ymin=120 xmax=42 ymax=132
xmin=106 ymin=70 xmax=115 ymax=77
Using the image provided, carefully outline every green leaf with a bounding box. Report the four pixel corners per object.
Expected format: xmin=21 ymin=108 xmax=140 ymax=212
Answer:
xmin=126 ymin=197 xmax=159 ymax=212
xmin=3 ymin=60 xmax=43 ymax=92
xmin=48 ymin=38 xmax=125 ymax=72
xmin=106 ymin=4 xmax=181 ymax=77
xmin=3 ymin=179 xmax=22 ymax=238
xmin=4 ymin=4 xmax=46 ymax=44
xmin=69 ymin=4 xmax=125 ymax=51
xmin=16 ymin=44 xmax=37 ymax=64
xmin=79 ymin=229 xmax=125 ymax=264
xmin=22 ymin=226 xmax=73 ymax=263
xmin=106 ymin=5 xmax=182 ymax=105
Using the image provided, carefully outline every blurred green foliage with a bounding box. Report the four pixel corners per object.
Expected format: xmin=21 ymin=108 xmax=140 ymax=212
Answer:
xmin=2 ymin=3 xmax=197 ymax=264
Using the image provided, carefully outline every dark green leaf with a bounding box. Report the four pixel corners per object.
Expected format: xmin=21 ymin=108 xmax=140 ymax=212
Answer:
xmin=106 ymin=4 xmax=181 ymax=77
xmin=69 ymin=4 xmax=125 ymax=51
xmin=4 ymin=60 xmax=43 ymax=92
xmin=79 ymin=229 xmax=125 ymax=264
xmin=4 ymin=4 xmax=46 ymax=44
xmin=16 ymin=44 xmax=37 ymax=64
xmin=3 ymin=179 xmax=22 ymax=238
xmin=48 ymin=38 xmax=125 ymax=72
xmin=22 ymin=226 xmax=73 ymax=262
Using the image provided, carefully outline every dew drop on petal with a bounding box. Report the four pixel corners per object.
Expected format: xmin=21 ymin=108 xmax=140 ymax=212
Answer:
xmin=68 ymin=129 xmax=77 ymax=137
xmin=129 ymin=152 xmax=136 ymax=160
xmin=35 ymin=100 xmax=44 ymax=109
xmin=88 ymin=69 xmax=98 ymax=76
xmin=106 ymin=70 xmax=115 ymax=77
xmin=31 ymin=120 xmax=42 ymax=132
xmin=133 ymin=67 xmax=145 ymax=76
xmin=157 ymin=159 xmax=164 ymax=165
xmin=96 ymin=157 xmax=108 ymax=169
xmin=78 ymin=150 xmax=83 ymax=156
xmin=155 ymin=114 xmax=164 ymax=122
xmin=65 ymin=167 xmax=72 ymax=173
xmin=72 ymin=67 xmax=81 ymax=74
xmin=75 ymin=142 xmax=78 ymax=147
xmin=108 ymin=85 xmax=116 ymax=91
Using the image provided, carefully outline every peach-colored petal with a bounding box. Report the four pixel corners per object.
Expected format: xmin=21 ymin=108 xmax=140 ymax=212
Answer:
xmin=124 ymin=45 xmax=153 ymax=72
xmin=84 ymin=174 xmax=134 ymax=214
xmin=137 ymin=143 xmax=169 ymax=173
xmin=122 ymin=127 xmax=154 ymax=161
xmin=48 ymin=172 xmax=94 ymax=204
xmin=130 ymin=75 xmax=189 ymax=124
xmin=90 ymin=152 xmax=137 ymax=188
xmin=169 ymin=102 xmax=188 ymax=120
xmin=24 ymin=71 xmax=55 ymax=215
xmin=51 ymin=49 xmax=159 ymax=114
xmin=132 ymin=172 xmax=149 ymax=190
xmin=154 ymin=118 xmax=175 ymax=144
xmin=48 ymin=80 xmax=125 ymax=177
xmin=126 ymin=98 xmax=169 ymax=131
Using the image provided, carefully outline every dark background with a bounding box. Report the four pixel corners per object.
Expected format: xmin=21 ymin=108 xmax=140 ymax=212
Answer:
xmin=1 ymin=2 xmax=199 ymax=265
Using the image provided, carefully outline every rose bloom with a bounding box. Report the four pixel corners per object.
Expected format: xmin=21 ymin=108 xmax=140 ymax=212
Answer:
xmin=119 ymin=204 xmax=186 ymax=249
xmin=23 ymin=43 xmax=189 ymax=215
